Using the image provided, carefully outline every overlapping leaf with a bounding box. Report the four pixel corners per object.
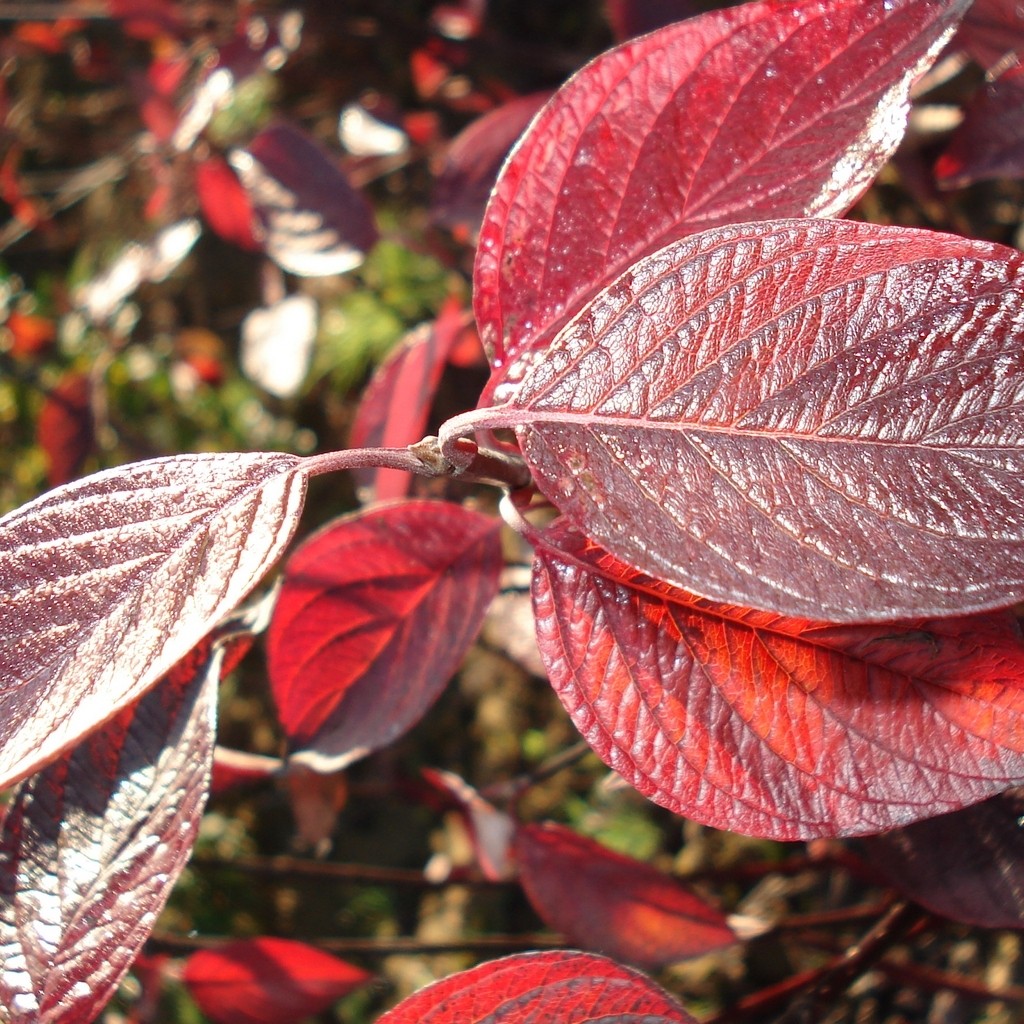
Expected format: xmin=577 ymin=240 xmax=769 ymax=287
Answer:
xmin=475 ymin=0 xmax=967 ymax=398
xmin=348 ymin=301 xmax=465 ymax=503
xmin=531 ymin=523 xmax=1024 ymax=840
xmin=0 ymin=637 xmax=220 ymax=1023
xmin=375 ymin=950 xmax=696 ymax=1024
xmin=862 ymin=788 xmax=1024 ymax=928
xmin=477 ymin=219 xmax=1024 ymax=622
xmin=515 ymin=822 xmax=736 ymax=969
xmin=267 ymin=501 xmax=503 ymax=771
xmin=183 ymin=937 xmax=371 ymax=1024
xmin=0 ymin=451 xmax=307 ymax=789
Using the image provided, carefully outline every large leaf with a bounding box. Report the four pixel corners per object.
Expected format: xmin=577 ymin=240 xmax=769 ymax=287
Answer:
xmin=861 ymin=788 xmax=1024 ymax=929
xmin=0 ymin=451 xmax=307 ymax=789
xmin=375 ymin=950 xmax=697 ymax=1024
xmin=267 ymin=501 xmax=503 ymax=771
xmin=515 ymin=821 xmax=736 ymax=969
xmin=472 ymin=219 xmax=1024 ymax=622
xmin=475 ymin=0 xmax=966 ymax=396
xmin=183 ymin=937 xmax=371 ymax=1024
xmin=0 ymin=637 xmax=220 ymax=1022
xmin=531 ymin=523 xmax=1024 ymax=841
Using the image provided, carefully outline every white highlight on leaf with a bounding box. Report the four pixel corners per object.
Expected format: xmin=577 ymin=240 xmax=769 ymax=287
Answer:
xmin=241 ymin=294 xmax=318 ymax=398
xmin=338 ymin=103 xmax=409 ymax=157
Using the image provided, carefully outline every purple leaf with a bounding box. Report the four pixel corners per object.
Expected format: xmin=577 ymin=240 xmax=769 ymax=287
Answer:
xmin=475 ymin=0 xmax=967 ymax=400
xmin=267 ymin=501 xmax=503 ymax=771
xmin=605 ymin=0 xmax=702 ymax=41
xmin=470 ymin=218 xmax=1024 ymax=622
xmin=230 ymin=121 xmax=378 ymax=277
xmin=0 ymin=451 xmax=307 ymax=789
xmin=0 ymin=638 xmax=219 ymax=1022
xmin=862 ymin=788 xmax=1024 ymax=928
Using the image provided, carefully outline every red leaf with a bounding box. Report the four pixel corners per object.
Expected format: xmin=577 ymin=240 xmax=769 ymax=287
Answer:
xmin=935 ymin=64 xmax=1024 ymax=188
xmin=376 ymin=949 xmax=696 ymax=1024
xmin=196 ymin=156 xmax=261 ymax=251
xmin=349 ymin=299 xmax=466 ymax=502
xmin=230 ymin=121 xmax=378 ymax=277
xmin=183 ymin=937 xmax=371 ymax=1024
xmin=475 ymin=0 xmax=966 ymax=398
xmin=0 ymin=637 xmax=219 ymax=1022
xmin=0 ymin=451 xmax=308 ymax=789
xmin=531 ymin=522 xmax=1024 ymax=840
xmin=5 ymin=311 xmax=56 ymax=359
xmin=431 ymin=92 xmax=552 ymax=236
xmin=516 ymin=822 xmax=736 ymax=969
xmin=267 ymin=501 xmax=503 ymax=770
xmin=862 ymin=788 xmax=1024 ymax=928
xmin=467 ymin=218 xmax=1024 ymax=622
xmin=37 ymin=372 xmax=93 ymax=488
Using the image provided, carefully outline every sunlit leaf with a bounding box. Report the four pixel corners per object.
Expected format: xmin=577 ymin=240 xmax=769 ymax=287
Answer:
xmin=475 ymin=0 xmax=967 ymax=399
xmin=532 ymin=523 xmax=1024 ymax=840
xmin=0 ymin=451 xmax=307 ymax=789
xmin=0 ymin=638 xmax=220 ymax=1022
xmin=183 ymin=937 xmax=371 ymax=1024
xmin=516 ymin=822 xmax=736 ymax=968
xmin=375 ymin=950 xmax=697 ymax=1024
xmin=240 ymin=293 xmax=318 ymax=399
xmin=482 ymin=219 xmax=1024 ymax=621
xmin=267 ymin=501 xmax=502 ymax=771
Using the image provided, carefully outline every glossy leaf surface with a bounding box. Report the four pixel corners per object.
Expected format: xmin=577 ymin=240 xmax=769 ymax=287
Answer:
xmin=516 ymin=822 xmax=736 ymax=968
xmin=0 ymin=639 xmax=219 ymax=1022
xmin=267 ymin=501 xmax=503 ymax=771
xmin=183 ymin=936 xmax=371 ymax=1024
xmin=375 ymin=950 xmax=696 ymax=1024
xmin=0 ymin=451 xmax=306 ymax=789
xmin=475 ymin=0 xmax=966 ymax=391
xmin=532 ymin=523 xmax=1024 ymax=840
xmin=490 ymin=219 xmax=1024 ymax=622
xmin=862 ymin=788 xmax=1024 ymax=928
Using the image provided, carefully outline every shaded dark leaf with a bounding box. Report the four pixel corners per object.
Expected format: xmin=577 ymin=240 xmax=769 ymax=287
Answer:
xmin=0 ymin=451 xmax=307 ymax=789
xmin=516 ymin=822 xmax=736 ymax=969
xmin=267 ymin=501 xmax=503 ymax=770
xmin=936 ymin=65 xmax=1024 ymax=187
xmin=481 ymin=219 xmax=1024 ymax=622
xmin=606 ymin=0 xmax=701 ymax=41
xmin=532 ymin=522 xmax=1024 ymax=840
xmin=957 ymin=0 xmax=1024 ymax=73
xmin=862 ymin=788 xmax=1024 ymax=929
xmin=0 ymin=637 xmax=219 ymax=1022
xmin=431 ymin=92 xmax=552 ymax=236
xmin=183 ymin=937 xmax=371 ymax=1024
xmin=475 ymin=0 xmax=967 ymax=401
xmin=375 ymin=950 xmax=697 ymax=1024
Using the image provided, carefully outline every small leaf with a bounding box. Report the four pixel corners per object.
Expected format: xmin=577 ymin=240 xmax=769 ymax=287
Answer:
xmin=240 ymin=293 xmax=318 ymax=399
xmin=375 ymin=950 xmax=697 ymax=1024
xmin=0 ymin=451 xmax=307 ymax=789
xmin=348 ymin=300 xmax=465 ymax=502
xmin=0 ymin=637 xmax=220 ymax=1023
xmin=183 ymin=936 xmax=371 ymax=1024
xmin=516 ymin=822 xmax=736 ymax=969
xmin=196 ymin=155 xmax=260 ymax=251
xmin=532 ymin=523 xmax=1024 ymax=840
xmin=491 ymin=219 xmax=1024 ymax=622
xmin=267 ymin=501 xmax=503 ymax=771
xmin=476 ymin=0 xmax=967 ymax=393
xmin=862 ymin=789 xmax=1024 ymax=929
xmin=36 ymin=371 xmax=93 ymax=487
xmin=230 ymin=121 xmax=378 ymax=277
